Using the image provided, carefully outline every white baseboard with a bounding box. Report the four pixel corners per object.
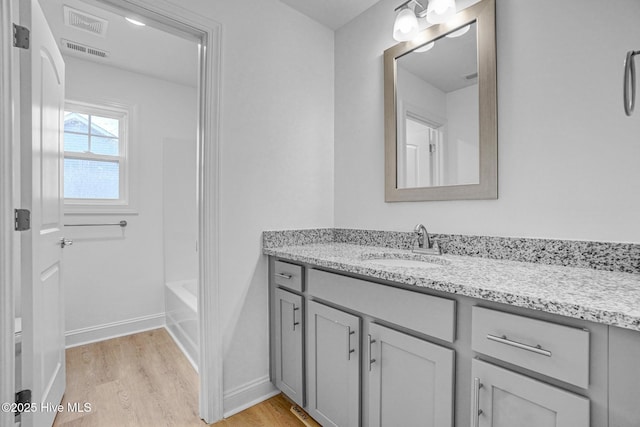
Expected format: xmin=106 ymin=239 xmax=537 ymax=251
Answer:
xmin=65 ymin=313 xmax=166 ymax=348
xmin=223 ymin=375 xmax=280 ymax=418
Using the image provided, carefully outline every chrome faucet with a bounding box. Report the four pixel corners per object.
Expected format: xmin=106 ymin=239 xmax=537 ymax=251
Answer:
xmin=413 ymin=223 xmax=442 ymax=255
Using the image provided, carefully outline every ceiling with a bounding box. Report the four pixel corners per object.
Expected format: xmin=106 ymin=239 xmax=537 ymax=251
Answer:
xmin=278 ymin=0 xmax=382 ymax=30
xmin=40 ymin=0 xmax=198 ymax=87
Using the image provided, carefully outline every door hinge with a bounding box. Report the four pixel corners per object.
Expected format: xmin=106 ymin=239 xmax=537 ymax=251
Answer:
xmin=429 ymin=143 xmax=436 ymax=153
xmin=15 ymin=389 xmax=32 ymax=415
xmin=14 ymin=209 xmax=30 ymax=231
xmin=13 ymin=24 xmax=30 ymax=49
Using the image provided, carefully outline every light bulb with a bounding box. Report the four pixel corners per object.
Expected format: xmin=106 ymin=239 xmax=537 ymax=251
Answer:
xmin=393 ymin=7 xmax=419 ymax=42
xmin=426 ymin=0 xmax=456 ymax=24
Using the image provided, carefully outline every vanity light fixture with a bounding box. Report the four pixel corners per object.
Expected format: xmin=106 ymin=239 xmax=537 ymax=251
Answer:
xmin=393 ymin=3 xmax=419 ymax=41
xmin=426 ymin=0 xmax=456 ymax=24
xmin=125 ymin=17 xmax=146 ymax=26
xmin=393 ymin=0 xmax=457 ymax=42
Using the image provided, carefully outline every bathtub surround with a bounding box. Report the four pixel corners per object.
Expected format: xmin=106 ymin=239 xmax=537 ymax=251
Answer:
xmin=263 ymin=228 xmax=640 ymax=274
xmin=166 ymin=280 xmax=199 ymax=370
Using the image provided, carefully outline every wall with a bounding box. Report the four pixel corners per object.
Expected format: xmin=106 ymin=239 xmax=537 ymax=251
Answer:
xmin=165 ymin=0 xmax=335 ymax=410
xmin=335 ymin=0 xmax=640 ymax=243
xmin=63 ymin=56 xmax=197 ymax=343
xmin=446 ymin=84 xmax=479 ymax=185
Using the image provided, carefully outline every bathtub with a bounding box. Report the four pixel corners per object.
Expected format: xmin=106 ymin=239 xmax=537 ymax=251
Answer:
xmin=165 ymin=280 xmax=199 ymax=369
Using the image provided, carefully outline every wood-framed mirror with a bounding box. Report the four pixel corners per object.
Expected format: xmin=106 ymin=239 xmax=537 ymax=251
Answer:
xmin=384 ymin=0 xmax=497 ymax=202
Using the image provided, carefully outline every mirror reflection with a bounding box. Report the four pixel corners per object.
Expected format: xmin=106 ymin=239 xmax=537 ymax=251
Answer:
xmin=396 ymin=21 xmax=478 ymax=188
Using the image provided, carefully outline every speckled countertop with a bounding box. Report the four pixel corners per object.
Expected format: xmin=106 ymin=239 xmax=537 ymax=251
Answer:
xmin=264 ymin=242 xmax=640 ymax=331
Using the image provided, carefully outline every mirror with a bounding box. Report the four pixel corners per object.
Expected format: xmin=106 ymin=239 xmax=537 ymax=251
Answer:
xmin=384 ymin=0 xmax=497 ymax=202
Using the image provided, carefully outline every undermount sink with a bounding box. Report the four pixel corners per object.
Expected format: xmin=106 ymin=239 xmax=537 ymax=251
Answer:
xmin=360 ymin=253 xmax=450 ymax=269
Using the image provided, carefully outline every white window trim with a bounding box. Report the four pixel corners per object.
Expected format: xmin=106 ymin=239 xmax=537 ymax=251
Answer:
xmin=63 ymin=99 xmax=138 ymax=215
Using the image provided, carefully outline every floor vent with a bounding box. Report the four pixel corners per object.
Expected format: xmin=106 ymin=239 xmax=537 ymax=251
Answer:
xmin=63 ymin=5 xmax=108 ymax=37
xmin=61 ymin=39 xmax=109 ymax=59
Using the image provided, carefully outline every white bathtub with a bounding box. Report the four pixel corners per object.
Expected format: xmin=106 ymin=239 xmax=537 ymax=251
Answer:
xmin=165 ymin=280 xmax=199 ymax=369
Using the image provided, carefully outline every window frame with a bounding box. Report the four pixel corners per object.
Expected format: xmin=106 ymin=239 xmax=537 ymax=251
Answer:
xmin=63 ymin=100 xmax=136 ymax=214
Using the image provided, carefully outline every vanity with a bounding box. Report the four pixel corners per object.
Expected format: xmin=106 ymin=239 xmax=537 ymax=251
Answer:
xmin=264 ymin=229 xmax=640 ymax=427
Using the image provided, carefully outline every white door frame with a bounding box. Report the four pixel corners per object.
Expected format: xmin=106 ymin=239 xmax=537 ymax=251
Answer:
xmin=0 ymin=1 xmax=16 ymax=426
xmin=0 ymin=0 xmax=224 ymax=424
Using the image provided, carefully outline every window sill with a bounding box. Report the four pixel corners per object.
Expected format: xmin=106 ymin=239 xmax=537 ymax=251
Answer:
xmin=64 ymin=205 xmax=138 ymax=216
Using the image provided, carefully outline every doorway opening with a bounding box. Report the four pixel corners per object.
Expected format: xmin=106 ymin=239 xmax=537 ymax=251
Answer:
xmin=5 ymin=0 xmax=222 ymax=424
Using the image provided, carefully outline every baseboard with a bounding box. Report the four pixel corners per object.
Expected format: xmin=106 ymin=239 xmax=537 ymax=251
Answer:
xmin=223 ymin=375 xmax=279 ymax=418
xmin=65 ymin=313 xmax=166 ymax=348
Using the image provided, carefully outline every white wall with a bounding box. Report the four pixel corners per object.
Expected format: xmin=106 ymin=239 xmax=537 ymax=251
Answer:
xmin=164 ymin=0 xmax=335 ymax=404
xmin=335 ymin=0 xmax=640 ymax=243
xmin=63 ymin=57 xmax=197 ymax=339
xmin=446 ymin=84 xmax=479 ymax=185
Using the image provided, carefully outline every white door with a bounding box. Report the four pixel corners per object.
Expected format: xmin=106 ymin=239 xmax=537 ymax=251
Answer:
xmin=19 ymin=1 xmax=66 ymax=426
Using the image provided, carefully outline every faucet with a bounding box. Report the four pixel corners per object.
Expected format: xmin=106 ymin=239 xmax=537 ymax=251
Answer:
xmin=413 ymin=223 xmax=442 ymax=255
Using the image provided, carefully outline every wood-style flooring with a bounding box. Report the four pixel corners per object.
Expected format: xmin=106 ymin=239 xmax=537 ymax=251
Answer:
xmin=52 ymin=328 xmax=308 ymax=426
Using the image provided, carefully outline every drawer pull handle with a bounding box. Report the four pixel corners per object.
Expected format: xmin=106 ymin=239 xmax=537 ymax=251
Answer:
xmin=487 ymin=334 xmax=552 ymax=357
xmin=473 ymin=377 xmax=483 ymax=427
xmin=275 ymin=273 xmax=293 ymax=280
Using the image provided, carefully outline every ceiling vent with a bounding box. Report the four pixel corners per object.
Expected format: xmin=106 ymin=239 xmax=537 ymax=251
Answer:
xmin=61 ymin=39 xmax=109 ymax=59
xmin=63 ymin=5 xmax=108 ymax=37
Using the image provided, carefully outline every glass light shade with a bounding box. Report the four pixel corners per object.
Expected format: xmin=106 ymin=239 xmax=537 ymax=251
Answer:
xmin=414 ymin=41 xmax=435 ymax=53
xmin=426 ymin=0 xmax=456 ymax=24
xmin=393 ymin=7 xmax=419 ymax=41
xmin=445 ymin=24 xmax=470 ymax=38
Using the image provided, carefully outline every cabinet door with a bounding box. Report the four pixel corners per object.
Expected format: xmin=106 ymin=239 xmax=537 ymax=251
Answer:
xmin=274 ymin=288 xmax=304 ymax=406
xmin=307 ymin=300 xmax=360 ymax=427
xmin=471 ymin=359 xmax=589 ymax=427
xmin=368 ymin=323 xmax=455 ymax=427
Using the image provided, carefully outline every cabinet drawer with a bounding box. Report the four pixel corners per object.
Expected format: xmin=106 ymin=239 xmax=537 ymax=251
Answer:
xmin=274 ymin=260 xmax=303 ymax=292
xmin=472 ymin=306 xmax=589 ymax=388
xmin=308 ymin=269 xmax=455 ymax=342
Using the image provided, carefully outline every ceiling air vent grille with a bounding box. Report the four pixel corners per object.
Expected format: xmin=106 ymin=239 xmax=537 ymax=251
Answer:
xmin=63 ymin=5 xmax=108 ymax=37
xmin=62 ymin=39 xmax=109 ymax=59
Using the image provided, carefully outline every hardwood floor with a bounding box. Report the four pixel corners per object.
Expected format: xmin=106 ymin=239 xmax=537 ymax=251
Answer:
xmin=52 ymin=328 xmax=309 ymax=426
xmin=53 ymin=328 xmax=204 ymax=427
xmin=212 ymin=394 xmax=309 ymax=427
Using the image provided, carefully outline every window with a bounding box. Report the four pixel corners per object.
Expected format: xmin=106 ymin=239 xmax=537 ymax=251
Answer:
xmin=63 ymin=101 xmax=133 ymax=213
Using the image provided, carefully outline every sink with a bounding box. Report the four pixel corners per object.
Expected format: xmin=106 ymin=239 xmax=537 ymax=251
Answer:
xmin=360 ymin=253 xmax=450 ymax=269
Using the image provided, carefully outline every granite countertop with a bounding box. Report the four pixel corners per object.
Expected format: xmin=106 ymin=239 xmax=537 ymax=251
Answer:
xmin=264 ymin=242 xmax=640 ymax=331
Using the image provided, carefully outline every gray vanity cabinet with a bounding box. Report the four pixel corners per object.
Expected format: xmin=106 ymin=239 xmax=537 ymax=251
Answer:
xmin=368 ymin=323 xmax=455 ymax=427
xmin=306 ymin=300 xmax=360 ymax=427
xmin=274 ymin=288 xmax=304 ymax=407
xmin=471 ymin=359 xmax=590 ymax=427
